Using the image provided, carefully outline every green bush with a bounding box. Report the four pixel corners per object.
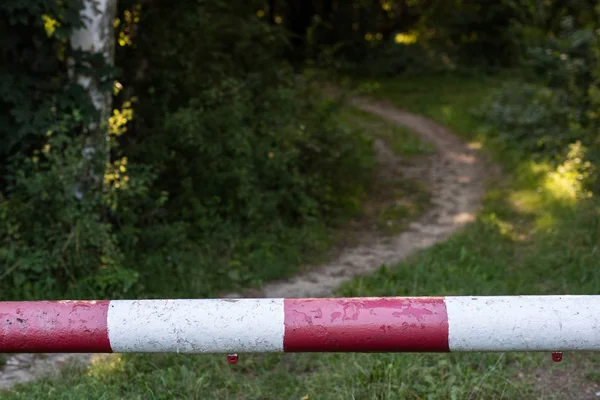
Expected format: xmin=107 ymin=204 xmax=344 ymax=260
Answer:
xmin=0 ymin=0 xmax=376 ymax=300
xmin=478 ymin=83 xmax=575 ymax=157
xmin=0 ymin=116 xmax=139 ymax=300
xmin=0 ymin=0 xmax=142 ymax=299
xmin=116 ymin=1 xmax=376 ymax=230
xmin=479 ymin=13 xmax=599 ymax=191
xmin=525 ymin=28 xmax=597 ymax=105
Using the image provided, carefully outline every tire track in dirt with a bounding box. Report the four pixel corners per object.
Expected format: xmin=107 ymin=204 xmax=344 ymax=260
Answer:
xmin=0 ymin=96 xmax=488 ymax=389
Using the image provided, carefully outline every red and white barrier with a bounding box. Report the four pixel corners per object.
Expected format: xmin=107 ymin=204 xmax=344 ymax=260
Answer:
xmin=0 ymin=296 xmax=599 ymax=354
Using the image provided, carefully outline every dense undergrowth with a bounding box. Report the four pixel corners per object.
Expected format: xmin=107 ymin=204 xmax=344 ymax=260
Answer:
xmin=0 ymin=1 xmax=375 ymax=300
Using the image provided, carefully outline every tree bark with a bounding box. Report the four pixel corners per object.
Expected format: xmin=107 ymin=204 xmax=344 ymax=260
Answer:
xmin=70 ymin=0 xmax=117 ymax=198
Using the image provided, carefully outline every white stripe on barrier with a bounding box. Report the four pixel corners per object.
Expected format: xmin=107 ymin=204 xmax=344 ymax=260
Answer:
xmin=107 ymin=299 xmax=285 ymax=353
xmin=446 ymin=295 xmax=600 ymax=351
xmin=3 ymin=296 xmax=600 ymax=355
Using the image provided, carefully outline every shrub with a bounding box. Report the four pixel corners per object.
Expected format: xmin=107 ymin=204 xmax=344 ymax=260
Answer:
xmin=0 ymin=0 xmax=142 ymax=299
xmin=117 ymin=0 xmax=376 ymax=234
xmin=478 ymin=83 xmax=575 ymax=158
xmin=479 ymin=16 xmax=599 ymax=191
xmin=0 ymin=0 xmax=377 ymax=300
xmin=0 ymin=117 xmax=139 ymax=300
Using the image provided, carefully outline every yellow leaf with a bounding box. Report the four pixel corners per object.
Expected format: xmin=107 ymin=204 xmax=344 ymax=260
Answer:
xmin=42 ymin=15 xmax=60 ymax=38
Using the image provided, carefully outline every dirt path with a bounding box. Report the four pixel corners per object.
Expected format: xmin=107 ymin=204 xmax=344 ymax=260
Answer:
xmin=262 ymin=96 xmax=486 ymax=298
xmin=0 ymin=96 xmax=488 ymax=389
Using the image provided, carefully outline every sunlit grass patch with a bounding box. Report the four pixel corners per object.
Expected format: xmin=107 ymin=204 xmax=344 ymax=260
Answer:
xmin=87 ymin=355 xmax=125 ymax=381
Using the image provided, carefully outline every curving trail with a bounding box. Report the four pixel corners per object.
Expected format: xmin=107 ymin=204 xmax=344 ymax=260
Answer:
xmin=0 ymin=96 xmax=488 ymax=389
xmin=262 ymin=96 xmax=487 ymax=298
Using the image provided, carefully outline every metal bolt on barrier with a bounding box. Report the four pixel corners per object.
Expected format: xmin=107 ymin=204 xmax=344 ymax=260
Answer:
xmin=0 ymin=296 xmax=598 ymax=363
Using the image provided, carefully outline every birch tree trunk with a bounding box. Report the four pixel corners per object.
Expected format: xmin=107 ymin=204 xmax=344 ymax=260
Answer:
xmin=70 ymin=0 xmax=117 ymax=198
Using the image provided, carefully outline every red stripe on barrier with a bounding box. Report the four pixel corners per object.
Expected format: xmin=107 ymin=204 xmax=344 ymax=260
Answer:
xmin=283 ymin=297 xmax=449 ymax=352
xmin=0 ymin=301 xmax=111 ymax=353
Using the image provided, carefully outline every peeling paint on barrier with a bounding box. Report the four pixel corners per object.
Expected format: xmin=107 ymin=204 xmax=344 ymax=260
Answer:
xmin=0 ymin=296 xmax=599 ymax=354
xmin=283 ymin=298 xmax=449 ymax=352
xmin=0 ymin=301 xmax=110 ymax=352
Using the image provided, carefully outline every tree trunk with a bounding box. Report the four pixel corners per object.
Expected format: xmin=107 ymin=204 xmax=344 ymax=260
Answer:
xmin=70 ymin=0 xmax=117 ymax=198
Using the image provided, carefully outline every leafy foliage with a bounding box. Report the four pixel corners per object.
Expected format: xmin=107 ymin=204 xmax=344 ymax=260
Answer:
xmin=0 ymin=116 xmax=140 ymax=299
xmin=110 ymin=0 xmax=376 ymax=296
xmin=0 ymin=0 xmax=376 ymax=300
xmin=0 ymin=0 xmax=141 ymax=299
xmin=478 ymin=5 xmax=599 ymax=191
xmin=0 ymin=0 xmax=86 ymax=162
xmin=479 ymin=84 xmax=574 ymax=157
xmin=276 ymin=0 xmax=523 ymax=75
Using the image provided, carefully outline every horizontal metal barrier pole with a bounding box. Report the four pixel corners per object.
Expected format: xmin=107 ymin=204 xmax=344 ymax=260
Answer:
xmin=0 ymin=296 xmax=598 ymax=358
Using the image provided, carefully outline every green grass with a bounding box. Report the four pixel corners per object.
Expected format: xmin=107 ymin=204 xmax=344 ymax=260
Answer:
xmin=336 ymin=106 xmax=433 ymax=235
xmin=133 ymin=222 xmax=334 ymax=299
xmin=373 ymin=180 xmax=431 ymax=235
xmin=338 ymin=106 xmax=436 ymax=157
xmin=5 ymin=74 xmax=600 ymax=399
